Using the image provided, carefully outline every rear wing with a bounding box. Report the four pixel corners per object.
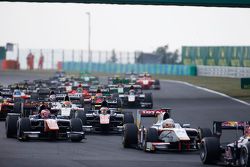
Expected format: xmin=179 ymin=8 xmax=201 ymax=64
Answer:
xmin=213 ymin=121 xmax=250 ymax=135
xmin=55 ymin=94 xmax=82 ymax=101
xmin=139 ymin=108 xmax=171 ymax=117
xmin=136 ymin=108 xmax=171 ymax=128
xmin=89 ymin=88 xmax=110 ymax=96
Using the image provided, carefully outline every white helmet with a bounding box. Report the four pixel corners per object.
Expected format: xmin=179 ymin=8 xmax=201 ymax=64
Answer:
xmin=49 ymin=94 xmax=56 ymax=101
xmin=163 ymin=118 xmax=174 ymax=128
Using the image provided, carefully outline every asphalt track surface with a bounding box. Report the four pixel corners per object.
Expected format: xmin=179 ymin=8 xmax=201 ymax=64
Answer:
xmin=0 ymin=71 xmax=250 ymax=167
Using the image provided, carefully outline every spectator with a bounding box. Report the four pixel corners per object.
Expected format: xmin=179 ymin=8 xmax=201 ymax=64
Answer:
xmin=38 ymin=51 xmax=44 ymax=70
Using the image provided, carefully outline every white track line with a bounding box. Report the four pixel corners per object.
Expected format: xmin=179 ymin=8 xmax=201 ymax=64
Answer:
xmin=162 ymin=80 xmax=250 ymax=106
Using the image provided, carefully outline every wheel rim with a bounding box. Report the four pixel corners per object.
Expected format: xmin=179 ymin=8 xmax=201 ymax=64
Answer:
xmin=200 ymin=142 xmax=207 ymax=161
xmin=241 ymin=148 xmax=248 ymax=167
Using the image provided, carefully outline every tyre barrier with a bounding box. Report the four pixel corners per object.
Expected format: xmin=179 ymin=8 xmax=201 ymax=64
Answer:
xmin=62 ymin=62 xmax=197 ymax=76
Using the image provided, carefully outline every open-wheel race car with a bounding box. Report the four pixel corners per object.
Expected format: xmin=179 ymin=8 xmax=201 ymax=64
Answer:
xmin=118 ymin=85 xmax=153 ymax=109
xmin=200 ymin=121 xmax=250 ymax=167
xmin=5 ymin=107 xmax=85 ymax=142
xmin=77 ymin=104 xmax=134 ymax=134
xmin=123 ymin=109 xmax=205 ymax=152
xmin=136 ymin=73 xmax=160 ymax=90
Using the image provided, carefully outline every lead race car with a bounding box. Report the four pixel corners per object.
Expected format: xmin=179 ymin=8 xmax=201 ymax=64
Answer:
xmin=200 ymin=121 xmax=250 ymax=167
xmin=123 ymin=109 xmax=204 ymax=152
xmin=136 ymin=73 xmax=160 ymax=90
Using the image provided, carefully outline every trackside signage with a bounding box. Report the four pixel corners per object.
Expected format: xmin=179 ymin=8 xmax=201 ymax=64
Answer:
xmin=241 ymin=78 xmax=250 ymax=89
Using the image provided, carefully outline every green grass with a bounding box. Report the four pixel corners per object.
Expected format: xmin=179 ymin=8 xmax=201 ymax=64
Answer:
xmin=155 ymin=75 xmax=250 ymax=102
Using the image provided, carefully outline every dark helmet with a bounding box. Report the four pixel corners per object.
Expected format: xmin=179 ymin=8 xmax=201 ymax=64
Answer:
xmin=39 ymin=104 xmax=47 ymax=113
xmin=101 ymin=99 xmax=108 ymax=107
xmin=64 ymin=95 xmax=70 ymax=101
xmin=96 ymin=88 xmax=101 ymax=93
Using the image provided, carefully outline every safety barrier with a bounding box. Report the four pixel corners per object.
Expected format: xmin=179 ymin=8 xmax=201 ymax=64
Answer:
xmin=197 ymin=65 xmax=250 ymax=78
xmin=62 ymin=62 xmax=197 ymax=76
xmin=1 ymin=60 xmax=20 ymax=70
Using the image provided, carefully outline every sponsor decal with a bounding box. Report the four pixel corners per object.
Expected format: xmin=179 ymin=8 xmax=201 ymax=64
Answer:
xmin=100 ymin=114 xmax=110 ymax=124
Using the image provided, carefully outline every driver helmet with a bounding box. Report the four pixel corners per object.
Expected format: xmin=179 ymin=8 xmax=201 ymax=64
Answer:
xmin=100 ymin=107 xmax=109 ymax=114
xmin=49 ymin=94 xmax=56 ymax=101
xmin=129 ymin=89 xmax=135 ymax=94
xmin=40 ymin=109 xmax=51 ymax=119
xmin=163 ymin=118 xmax=175 ymax=128
xmin=63 ymin=101 xmax=71 ymax=107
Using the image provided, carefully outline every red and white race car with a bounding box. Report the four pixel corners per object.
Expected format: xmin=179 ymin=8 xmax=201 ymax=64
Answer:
xmin=136 ymin=73 xmax=160 ymax=90
xmin=68 ymin=87 xmax=91 ymax=104
xmin=123 ymin=109 xmax=201 ymax=152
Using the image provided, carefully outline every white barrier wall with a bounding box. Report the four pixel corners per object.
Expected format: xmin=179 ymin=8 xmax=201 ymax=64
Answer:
xmin=197 ymin=65 xmax=250 ymax=78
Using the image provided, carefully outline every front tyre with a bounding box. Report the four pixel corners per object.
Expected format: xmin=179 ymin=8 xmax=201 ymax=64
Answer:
xmin=200 ymin=137 xmax=220 ymax=164
xmin=17 ymin=118 xmax=31 ymax=141
xmin=70 ymin=118 xmax=83 ymax=142
xmin=123 ymin=123 xmax=138 ymax=148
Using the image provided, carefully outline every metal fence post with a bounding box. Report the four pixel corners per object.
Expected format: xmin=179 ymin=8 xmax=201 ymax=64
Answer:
xmin=51 ymin=49 xmax=54 ymax=70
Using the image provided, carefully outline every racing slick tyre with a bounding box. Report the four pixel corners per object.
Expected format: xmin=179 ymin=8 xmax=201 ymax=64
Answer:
xmin=80 ymin=97 xmax=85 ymax=108
xmin=70 ymin=118 xmax=83 ymax=142
xmin=200 ymin=137 xmax=220 ymax=164
xmin=123 ymin=123 xmax=138 ymax=148
xmin=240 ymin=143 xmax=250 ymax=167
xmin=75 ymin=110 xmax=87 ymax=125
xmin=123 ymin=113 xmax=134 ymax=124
xmin=144 ymin=93 xmax=153 ymax=109
xmin=17 ymin=118 xmax=31 ymax=141
xmin=143 ymin=128 xmax=158 ymax=152
xmin=198 ymin=128 xmax=213 ymax=140
xmin=13 ymin=102 xmax=22 ymax=113
xmin=117 ymin=98 xmax=123 ymax=108
xmin=154 ymin=80 xmax=160 ymax=90
xmin=5 ymin=114 xmax=19 ymax=138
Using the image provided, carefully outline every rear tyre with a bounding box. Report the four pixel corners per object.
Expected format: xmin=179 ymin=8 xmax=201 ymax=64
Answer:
xmin=144 ymin=93 xmax=153 ymax=109
xmin=123 ymin=123 xmax=138 ymax=148
xmin=5 ymin=115 xmax=19 ymax=138
xmin=80 ymin=97 xmax=85 ymax=108
xmin=154 ymin=80 xmax=160 ymax=90
xmin=123 ymin=113 xmax=134 ymax=124
xmin=240 ymin=143 xmax=250 ymax=167
xmin=17 ymin=118 xmax=31 ymax=141
xmin=200 ymin=137 xmax=220 ymax=164
xmin=70 ymin=118 xmax=83 ymax=142
xmin=13 ymin=102 xmax=22 ymax=113
xmin=199 ymin=128 xmax=213 ymax=140
xmin=75 ymin=110 xmax=87 ymax=125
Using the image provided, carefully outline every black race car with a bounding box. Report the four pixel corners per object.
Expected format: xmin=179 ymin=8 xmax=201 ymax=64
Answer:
xmin=200 ymin=121 xmax=250 ymax=166
xmin=77 ymin=106 xmax=134 ymax=133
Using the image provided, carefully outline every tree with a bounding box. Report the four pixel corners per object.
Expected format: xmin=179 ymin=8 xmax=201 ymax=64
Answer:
xmin=109 ymin=49 xmax=118 ymax=63
xmin=153 ymin=45 xmax=179 ymax=64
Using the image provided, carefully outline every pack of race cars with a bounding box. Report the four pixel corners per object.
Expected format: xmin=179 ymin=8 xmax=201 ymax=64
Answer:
xmin=1 ymin=71 xmax=250 ymax=166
